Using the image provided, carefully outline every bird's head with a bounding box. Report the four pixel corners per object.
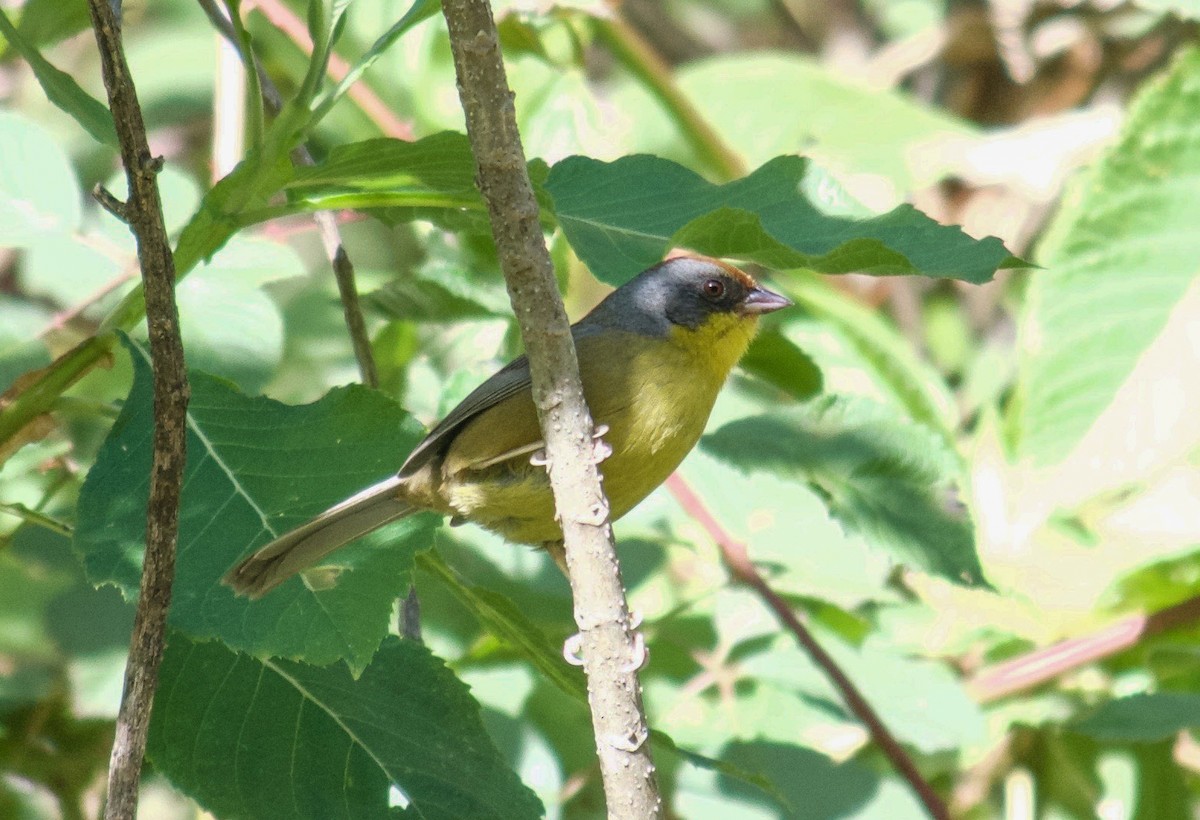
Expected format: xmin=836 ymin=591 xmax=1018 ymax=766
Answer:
xmin=586 ymin=255 xmax=791 ymax=373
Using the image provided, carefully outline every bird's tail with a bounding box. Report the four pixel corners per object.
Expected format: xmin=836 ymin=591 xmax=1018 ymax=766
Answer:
xmin=223 ymin=475 xmax=414 ymax=599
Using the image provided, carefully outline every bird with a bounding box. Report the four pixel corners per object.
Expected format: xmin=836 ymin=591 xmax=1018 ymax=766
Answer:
xmin=223 ymin=255 xmax=791 ymax=598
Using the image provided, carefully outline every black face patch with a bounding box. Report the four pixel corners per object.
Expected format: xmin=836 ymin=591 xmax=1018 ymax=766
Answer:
xmin=664 ymin=272 xmax=750 ymax=330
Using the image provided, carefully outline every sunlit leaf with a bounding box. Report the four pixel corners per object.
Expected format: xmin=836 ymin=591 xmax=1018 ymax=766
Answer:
xmin=702 ymin=395 xmax=982 ymax=585
xmin=1014 ymin=46 xmax=1200 ymax=463
xmin=546 ymin=154 xmax=1019 ymax=286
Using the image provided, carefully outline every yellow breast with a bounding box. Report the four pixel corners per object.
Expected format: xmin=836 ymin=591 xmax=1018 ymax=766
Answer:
xmin=437 ymin=316 xmax=759 ymax=545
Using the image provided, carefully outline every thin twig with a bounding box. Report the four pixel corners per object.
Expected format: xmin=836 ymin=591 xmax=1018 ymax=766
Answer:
xmin=967 ymin=595 xmax=1200 ymax=703
xmin=665 ymin=474 xmax=949 ymax=820
xmin=86 ymin=1 xmax=190 ymax=818
xmin=441 ymin=1 xmax=662 ymax=816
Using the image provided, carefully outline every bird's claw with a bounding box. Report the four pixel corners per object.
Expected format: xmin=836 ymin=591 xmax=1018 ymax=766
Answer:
xmin=563 ymin=633 xmax=585 ymax=666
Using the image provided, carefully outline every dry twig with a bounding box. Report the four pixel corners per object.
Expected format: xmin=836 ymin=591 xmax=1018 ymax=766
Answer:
xmin=86 ymin=1 xmax=190 ymax=817
xmin=666 ymin=474 xmax=950 ymax=820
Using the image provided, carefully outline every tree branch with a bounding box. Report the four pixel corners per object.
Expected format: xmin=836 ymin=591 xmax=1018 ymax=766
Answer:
xmin=440 ymin=1 xmax=661 ymax=816
xmin=967 ymin=594 xmax=1200 ymax=703
xmin=665 ymin=474 xmax=949 ymax=820
xmin=85 ymin=2 xmax=189 ymax=818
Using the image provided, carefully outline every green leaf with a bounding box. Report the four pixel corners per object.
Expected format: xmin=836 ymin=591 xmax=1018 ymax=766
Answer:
xmin=1014 ymin=46 xmax=1200 ymax=463
xmin=782 ymin=274 xmax=958 ymax=438
xmin=712 ymin=740 xmax=926 ymax=819
xmin=15 ymin=0 xmax=90 ymax=47
xmin=284 ymin=132 xmax=485 ymax=223
xmin=702 ymin=395 xmax=983 ymax=586
xmin=545 ymin=153 xmax=1020 ymax=286
xmin=679 ymin=450 xmax=896 ymax=608
xmin=741 ymin=636 xmax=987 ymax=754
xmin=173 ymin=150 xmax=295 ymax=274
xmin=309 ymin=0 xmax=441 ymax=126
xmin=417 ymin=550 xmax=586 ymax=701
xmin=738 ymin=328 xmax=823 ymax=402
xmin=168 ymin=237 xmax=303 ymax=392
xmin=0 ymin=10 xmax=117 ymax=146
xmin=148 ymin=632 xmax=543 ymax=820
xmin=0 ymin=111 xmax=82 ymax=245
xmin=1074 ymin=692 xmax=1200 ymax=742
xmin=75 ymin=338 xmax=436 ymax=670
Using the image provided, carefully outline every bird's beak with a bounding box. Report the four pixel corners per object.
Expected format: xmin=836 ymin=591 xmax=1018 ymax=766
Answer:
xmin=738 ymin=286 xmax=792 ymax=316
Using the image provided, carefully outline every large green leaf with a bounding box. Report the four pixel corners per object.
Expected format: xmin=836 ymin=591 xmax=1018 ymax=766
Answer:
xmin=545 ymin=154 xmax=1019 ymax=286
xmin=277 ymin=133 xmax=1015 ymax=287
xmin=149 ymin=632 xmax=543 ymax=820
xmin=75 ymin=339 xmax=435 ymax=671
xmin=702 ymin=395 xmax=982 ymax=586
xmin=1014 ymin=47 xmax=1200 ymax=463
xmin=287 ymin=132 xmax=478 ymax=203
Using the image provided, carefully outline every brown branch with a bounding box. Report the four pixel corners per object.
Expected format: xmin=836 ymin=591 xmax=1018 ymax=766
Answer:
xmin=665 ymin=474 xmax=949 ymax=820
xmin=967 ymin=595 xmax=1200 ymax=704
xmin=86 ymin=2 xmax=190 ymax=819
xmin=440 ymin=1 xmax=661 ymax=816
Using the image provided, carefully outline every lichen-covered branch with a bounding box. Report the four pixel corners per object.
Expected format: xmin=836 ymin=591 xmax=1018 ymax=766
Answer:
xmin=440 ymin=1 xmax=661 ymax=815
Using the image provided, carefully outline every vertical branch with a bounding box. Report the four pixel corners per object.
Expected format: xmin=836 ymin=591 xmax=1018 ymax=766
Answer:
xmin=86 ymin=2 xmax=190 ymax=818
xmin=440 ymin=1 xmax=662 ymax=816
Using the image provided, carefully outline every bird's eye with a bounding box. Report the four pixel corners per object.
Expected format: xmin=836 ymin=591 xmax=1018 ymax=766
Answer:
xmin=702 ymin=279 xmax=726 ymax=299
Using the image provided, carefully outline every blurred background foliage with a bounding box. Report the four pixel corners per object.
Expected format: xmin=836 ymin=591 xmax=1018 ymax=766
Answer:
xmin=2 ymin=0 xmax=1200 ymax=817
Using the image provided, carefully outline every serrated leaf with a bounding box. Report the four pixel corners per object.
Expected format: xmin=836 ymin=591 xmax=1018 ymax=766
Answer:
xmin=702 ymin=396 xmax=982 ymax=586
xmin=545 ymin=153 xmax=1019 ymax=286
xmin=1074 ymin=692 xmax=1200 ymax=742
xmin=148 ymin=632 xmax=543 ymax=820
xmin=676 ymin=53 xmax=976 ymax=190
xmin=1015 ymin=46 xmax=1200 ymax=463
xmin=75 ymin=338 xmax=435 ymax=670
